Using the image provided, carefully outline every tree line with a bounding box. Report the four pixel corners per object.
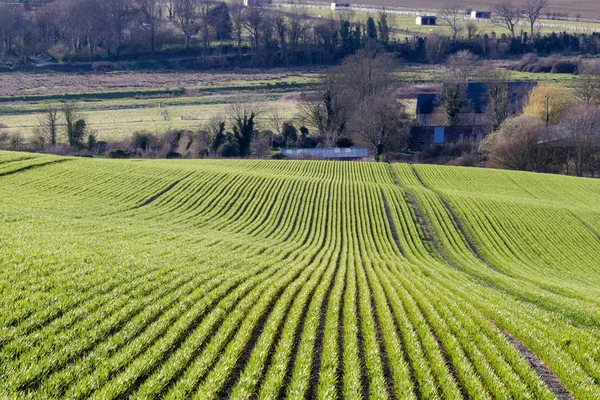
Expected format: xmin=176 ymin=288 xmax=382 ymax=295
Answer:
xmin=1 ymin=0 xmax=600 ymax=69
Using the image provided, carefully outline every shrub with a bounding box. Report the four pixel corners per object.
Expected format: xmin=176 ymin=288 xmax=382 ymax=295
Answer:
xmin=132 ymin=131 xmax=158 ymax=152
xmin=218 ymin=141 xmax=240 ymax=158
xmin=271 ymin=153 xmax=287 ymax=159
xmin=550 ymin=60 xmax=578 ymax=74
xmin=335 ymin=137 xmax=354 ymax=148
xmin=109 ymin=149 xmax=134 ymax=159
xmin=272 ymin=135 xmax=286 ymax=149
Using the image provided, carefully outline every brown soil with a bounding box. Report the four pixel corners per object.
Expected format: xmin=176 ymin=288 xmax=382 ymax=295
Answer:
xmin=0 ymin=69 xmax=313 ymax=97
xmin=502 ymin=331 xmax=575 ymax=400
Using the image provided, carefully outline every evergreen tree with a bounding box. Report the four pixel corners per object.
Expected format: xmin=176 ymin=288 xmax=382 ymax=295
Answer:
xmin=208 ymin=2 xmax=232 ymax=41
xmin=377 ymin=12 xmax=390 ymax=45
xmin=366 ymin=17 xmax=377 ymax=40
xmin=209 ymin=121 xmax=227 ymax=154
xmin=443 ymin=84 xmax=467 ymax=126
xmin=233 ymin=112 xmax=256 ymax=157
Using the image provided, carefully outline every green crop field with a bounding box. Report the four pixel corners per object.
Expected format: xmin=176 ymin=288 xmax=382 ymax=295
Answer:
xmin=1 ymin=152 xmax=599 ymax=399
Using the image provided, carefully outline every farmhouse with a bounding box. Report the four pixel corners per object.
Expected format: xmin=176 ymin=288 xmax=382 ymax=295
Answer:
xmin=331 ymin=2 xmax=351 ymax=10
xmin=471 ymin=10 xmax=492 ymax=19
xmin=281 ymin=147 xmax=369 ymax=159
xmin=416 ymin=16 xmax=437 ymax=26
xmin=416 ymin=81 xmax=537 ymax=126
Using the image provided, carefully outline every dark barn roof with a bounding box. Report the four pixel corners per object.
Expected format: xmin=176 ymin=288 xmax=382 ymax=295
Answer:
xmin=416 ymin=81 xmax=537 ymax=115
xmin=416 ymin=94 xmax=437 ymax=114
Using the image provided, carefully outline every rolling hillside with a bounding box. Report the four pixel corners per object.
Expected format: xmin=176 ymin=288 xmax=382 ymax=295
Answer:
xmin=0 ymin=152 xmax=599 ymax=399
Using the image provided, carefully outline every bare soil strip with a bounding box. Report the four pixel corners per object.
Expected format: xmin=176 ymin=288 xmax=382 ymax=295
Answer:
xmin=501 ymin=330 xmax=575 ymax=400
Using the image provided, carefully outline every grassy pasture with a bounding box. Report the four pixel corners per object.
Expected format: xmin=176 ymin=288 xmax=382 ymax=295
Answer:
xmin=312 ymin=0 xmax=600 ymax=19
xmin=295 ymin=4 xmax=600 ymax=39
xmin=0 ymin=154 xmax=599 ymax=398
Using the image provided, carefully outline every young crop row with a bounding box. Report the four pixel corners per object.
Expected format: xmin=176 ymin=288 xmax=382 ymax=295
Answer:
xmin=389 ymin=163 xmax=600 ymax=398
xmin=0 ymin=154 xmax=599 ymax=398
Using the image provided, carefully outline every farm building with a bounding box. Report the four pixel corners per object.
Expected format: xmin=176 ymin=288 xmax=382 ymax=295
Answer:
xmin=409 ymin=125 xmax=491 ymax=150
xmin=471 ymin=10 xmax=492 ymax=19
xmin=416 ymin=16 xmax=437 ymax=26
xmin=416 ymin=81 xmax=537 ymax=126
xmin=243 ymin=0 xmax=271 ymax=6
xmin=281 ymin=147 xmax=369 ymax=159
xmin=330 ymin=2 xmax=351 ymax=10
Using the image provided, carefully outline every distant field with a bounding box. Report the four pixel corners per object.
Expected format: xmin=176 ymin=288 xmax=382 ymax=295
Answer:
xmin=292 ymin=1 xmax=600 ymax=38
xmin=0 ymin=70 xmax=320 ymax=97
xmin=0 ymin=70 xmax=321 ymax=141
xmin=0 ymin=65 xmax=579 ymax=142
xmin=1 ymin=153 xmax=600 ymax=398
xmin=339 ymin=0 xmax=600 ymax=19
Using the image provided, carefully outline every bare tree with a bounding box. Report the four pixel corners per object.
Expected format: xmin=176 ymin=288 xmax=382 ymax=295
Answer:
xmin=36 ymin=107 xmax=60 ymax=147
xmin=574 ymin=62 xmax=600 ymax=105
xmin=197 ymin=0 xmax=211 ymax=57
xmin=230 ymin=2 xmax=244 ymax=60
xmin=288 ymin=8 xmax=310 ymax=48
xmin=273 ymin=11 xmax=287 ymax=64
xmin=341 ymin=43 xmax=397 ymax=116
xmin=297 ymin=70 xmax=351 ymax=147
xmin=268 ymin=108 xmax=283 ymax=136
xmin=174 ymin=0 xmax=198 ymax=48
xmin=163 ymin=0 xmax=176 ymax=21
xmin=425 ymin=33 xmax=452 ymax=63
xmin=465 ymin=21 xmax=479 ymax=41
xmin=493 ymin=2 xmax=522 ymax=38
xmin=445 ymin=50 xmax=481 ymax=83
xmin=244 ymin=6 xmax=264 ymax=53
xmin=135 ymin=0 xmax=162 ymax=53
xmin=522 ymin=0 xmax=549 ymax=38
xmin=299 ymin=44 xmax=402 ymax=155
xmin=104 ymin=0 xmax=132 ymax=57
xmin=438 ymin=1 xmax=464 ymax=42
xmin=0 ymin=4 xmax=23 ymax=58
xmin=559 ymin=105 xmax=600 ymax=176
xmin=355 ymin=96 xmax=405 ymax=161
xmin=482 ymin=68 xmax=514 ymax=131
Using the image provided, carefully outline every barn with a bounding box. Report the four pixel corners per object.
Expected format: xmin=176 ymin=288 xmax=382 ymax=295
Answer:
xmin=416 ymin=16 xmax=437 ymax=25
xmin=471 ymin=10 xmax=492 ymax=19
xmin=331 ymin=2 xmax=350 ymax=10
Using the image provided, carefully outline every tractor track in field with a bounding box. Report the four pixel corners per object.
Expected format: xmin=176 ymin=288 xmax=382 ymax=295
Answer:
xmin=401 ymin=165 xmax=576 ymax=399
xmin=501 ymin=330 xmax=575 ymax=400
xmin=136 ymin=172 xmax=193 ymax=209
xmin=380 ymin=189 xmax=405 ymax=257
xmin=0 ymin=158 xmax=71 ymax=177
xmin=388 ymin=164 xmax=456 ymax=269
xmin=410 ymin=166 xmax=500 ymax=273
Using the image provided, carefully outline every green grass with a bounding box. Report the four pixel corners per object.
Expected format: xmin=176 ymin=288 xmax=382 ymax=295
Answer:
xmin=0 ymin=153 xmax=599 ymax=398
